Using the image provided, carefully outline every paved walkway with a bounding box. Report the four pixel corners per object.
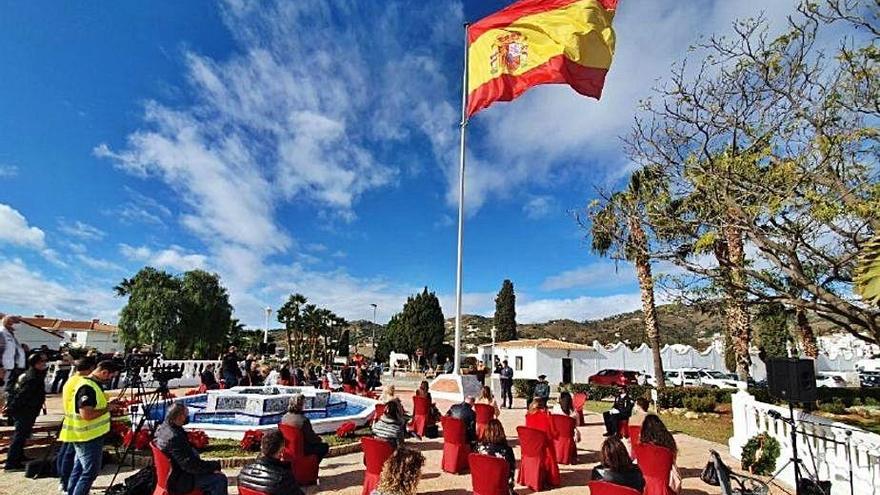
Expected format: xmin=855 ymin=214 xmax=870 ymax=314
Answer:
xmin=0 ymin=388 xmax=780 ymax=495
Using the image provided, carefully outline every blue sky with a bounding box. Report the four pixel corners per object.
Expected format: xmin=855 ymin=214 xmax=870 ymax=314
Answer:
xmin=0 ymin=0 xmax=798 ymax=327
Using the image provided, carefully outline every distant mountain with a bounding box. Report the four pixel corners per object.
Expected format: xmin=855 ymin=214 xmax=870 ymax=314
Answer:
xmin=440 ymin=304 xmax=840 ymax=354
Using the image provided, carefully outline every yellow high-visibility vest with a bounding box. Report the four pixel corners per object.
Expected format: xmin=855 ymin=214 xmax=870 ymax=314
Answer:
xmin=58 ymin=373 xmax=83 ymax=442
xmin=61 ymin=378 xmax=109 ymax=442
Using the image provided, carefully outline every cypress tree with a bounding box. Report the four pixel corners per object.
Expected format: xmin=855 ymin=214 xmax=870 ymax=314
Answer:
xmin=494 ymin=279 xmax=517 ymax=342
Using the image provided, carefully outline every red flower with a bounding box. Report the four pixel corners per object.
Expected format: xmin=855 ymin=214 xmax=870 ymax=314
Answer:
xmin=336 ymin=421 xmax=356 ymax=438
xmin=187 ymin=430 xmax=209 ymax=450
xmin=240 ymin=429 xmax=264 ymax=451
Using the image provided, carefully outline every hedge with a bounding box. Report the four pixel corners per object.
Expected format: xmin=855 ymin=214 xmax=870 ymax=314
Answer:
xmin=749 ymin=386 xmax=880 ymax=408
xmin=561 ymin=383 xmax=653 ymax=401
xmin=513 ymin=379 xmax=537 ymax=399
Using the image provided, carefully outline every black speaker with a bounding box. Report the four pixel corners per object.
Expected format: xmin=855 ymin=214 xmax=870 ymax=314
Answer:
xmin=766 ymin=358 xmax=817 ymax=403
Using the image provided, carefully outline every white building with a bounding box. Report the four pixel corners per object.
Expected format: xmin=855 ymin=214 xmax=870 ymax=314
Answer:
xmin=4 ymin=319 xmax=65 ymax=350
xmin=477 ymin=338 xmax=602 ymax=385
xmin=22 ymin=316 xmax=122 ymax=354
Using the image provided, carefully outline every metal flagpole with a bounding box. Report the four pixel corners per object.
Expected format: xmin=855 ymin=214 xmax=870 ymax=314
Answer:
xmin=453 ymin=22 xmax=469 ymax=376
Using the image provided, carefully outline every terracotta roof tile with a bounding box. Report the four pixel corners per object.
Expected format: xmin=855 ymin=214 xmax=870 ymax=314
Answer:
xmin=487 ymin=338 xmax=591 ymax=351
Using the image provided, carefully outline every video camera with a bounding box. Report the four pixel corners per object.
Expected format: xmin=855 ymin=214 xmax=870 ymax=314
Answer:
xmin=123 ymin=352 xmax=160 ymax=372
xmin=151 ymin=364 xmax=183 ymax=384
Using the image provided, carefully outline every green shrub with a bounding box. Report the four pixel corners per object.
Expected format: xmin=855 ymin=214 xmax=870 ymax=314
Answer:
xmin=741 ymin=433 xmax=780 ymax=475
xmin=683 ymin=395 xmax=717 ymax=413
xmin=865 ymin=397 xmax=879 ymax=407
xmin=513 ymin=379 xmax=537 ymax=399
xmin=656 ymin=387 xmax=731 ymax=409
xmin=561 ymin=383 xmax=652 ymax=402
xmin=818 ymin=399 xmax=847 ymax=415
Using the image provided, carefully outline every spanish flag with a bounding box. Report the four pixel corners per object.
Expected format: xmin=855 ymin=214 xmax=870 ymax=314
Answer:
xmin=467 ymin=0 xmax=618 ymax=117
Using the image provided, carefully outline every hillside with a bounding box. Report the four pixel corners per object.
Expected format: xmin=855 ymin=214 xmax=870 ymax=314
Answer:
xmin=441 ymin=304 xmax=840 ymax=354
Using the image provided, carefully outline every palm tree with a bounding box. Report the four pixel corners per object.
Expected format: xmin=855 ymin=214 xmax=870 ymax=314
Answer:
xmin=277 ymin=294 xmax=307 ymax=362
xmin=856 ymin=234 xmax=880 ymax=306
xmin=588 ymin=168 xmax=666 ymax=387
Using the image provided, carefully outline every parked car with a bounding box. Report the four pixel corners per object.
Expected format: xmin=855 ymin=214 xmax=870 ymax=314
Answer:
xmin=588 ymin=369 xmax=640 ymax=387
xmin=696 ymin=369 xmax=739 ymax=389
xmin=815 ymin=374 xmax=847 ymax=388
xmin=859 ymin=371 xmax=880 ymax=388
xmin=664 ymin=368 xmax=703 ymax=387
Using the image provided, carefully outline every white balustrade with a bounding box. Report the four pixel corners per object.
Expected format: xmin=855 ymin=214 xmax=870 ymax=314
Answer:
xmin=729 ymin=390 xmax=880 ymax=495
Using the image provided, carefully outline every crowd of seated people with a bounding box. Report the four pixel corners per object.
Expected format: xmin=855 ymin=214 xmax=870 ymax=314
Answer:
xmin=146 ymin=377 xmax=685 ymax=495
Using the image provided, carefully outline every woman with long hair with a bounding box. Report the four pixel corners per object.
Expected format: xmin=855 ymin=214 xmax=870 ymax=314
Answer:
xmin=475 ymin=385 xmax=501 ymax=417
xmin=590 ymin=436 xmax=645 ymax=491
xmin=371 ymin=447 xmax=425 ymax=495
xmin=379 ymin=384 xmax=399 ymax=404
xmin=474 ymin=419 xmax=516 ymax=493
xmin=372 ymin=398 xmax=408 ymax=447
xmin=414 ymin=380 xmax=431 ymax=400
xmin=551 ymin=391 xmax=581 ymax=441
xmin=276 ymin=367 xmax=292 ymax=386
xmin=639 ymin=414 xmax=680 ymax=494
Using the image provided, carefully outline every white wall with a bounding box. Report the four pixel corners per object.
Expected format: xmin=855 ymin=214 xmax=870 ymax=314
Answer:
xmin=12 ymin=324 xmax=64 ymax=350
xmin=64 ymin=330 xmax=123 ymax=354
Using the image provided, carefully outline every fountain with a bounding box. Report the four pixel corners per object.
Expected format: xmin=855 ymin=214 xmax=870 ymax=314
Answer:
xmin=136 ymin=385 xmax=377 ymax=439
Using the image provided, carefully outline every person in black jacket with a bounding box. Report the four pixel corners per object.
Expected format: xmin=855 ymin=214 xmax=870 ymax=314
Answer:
xmin=155 ymin=403 xmax=228 ymax=495
xmin=220 ymin=346 xmax=241 ymax=388
xmin=4 ymin=352 xmax=48 ymax=470
xmin=445 ymin=396 xmax=477 ymax=444
xmin=602 ymin=386 xmax=635 ymax=437
xmin=591 ymin=436 xmax=645 ymax=492
xmin=238 ymin=429 xmax=304 ymax=495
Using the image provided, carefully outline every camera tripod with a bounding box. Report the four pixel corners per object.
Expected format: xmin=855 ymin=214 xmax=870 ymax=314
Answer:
xmin=765 ymin=402 xmax=831 ymax=495
xmin=104 ymin=366 xmax=174 ymax=493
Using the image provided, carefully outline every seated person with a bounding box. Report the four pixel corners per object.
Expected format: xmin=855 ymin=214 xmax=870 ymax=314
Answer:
xmin=629 ymin=397 xmax=650 ymax=427
xmin=474 ymin=419 xmax=516 ymax=494
xmin=640 ymin=414 xmax=681 ymax=494
xmin=280 ymin=394 xmax=330 ymax=461
xmin=238 ymin=428 xmax=304 ymax=495
xmin=200 ymin=364 xmax=220 ymax=390
xmin=475 ymin=385 xmax=501 ymax=418
xmin=602 ymin=386 xmax=635 ymax=437
xmin=591 ymin=436 xmax=645 ymax=492
xmin=445 ymin=395 xmax=477 ymax=443
xmin=532 ymin=374 xmax=551 ymax=406
xmin=414 ymin=380 xmax=441 ymax=421
xmin=525 ymin=399 xmax=556 ymax=438
xmin=155 ymin=404 xmax=228 ymax=495
xmin=372 ymin=399 xmax=408 ymax=447
xmin=276 ymin=367 xmax=293 ymax=386
xmin=551 ymin=391 xmax=581 ymax=442
xmin=378 ymin=384 xmax=401 ymax=405
xmin=370 ymin=447 xmax=425 ymax=495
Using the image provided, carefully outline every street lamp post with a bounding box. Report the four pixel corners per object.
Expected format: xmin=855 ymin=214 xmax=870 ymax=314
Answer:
xmin=370 ymin=303 xmax=378 ymax=348
xmin=264 ymin=306 xmax=272 ymax=345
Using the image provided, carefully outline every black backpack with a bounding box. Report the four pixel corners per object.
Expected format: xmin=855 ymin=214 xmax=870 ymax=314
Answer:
xmin=107 ymin=465 xmax=156 ymax=495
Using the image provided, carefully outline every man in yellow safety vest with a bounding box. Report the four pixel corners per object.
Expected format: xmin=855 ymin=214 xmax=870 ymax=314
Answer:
xmin=65 ymin=359 xmax=122 ymax=495
xmin=57 ymin=356 xmax=97 ymax=493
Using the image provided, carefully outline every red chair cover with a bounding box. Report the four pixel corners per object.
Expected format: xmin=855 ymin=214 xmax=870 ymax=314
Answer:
xmin=516 ymin=426 xmax=560 ymax=491
xmin=633 ymin=444 xmax=675 ymax=495
xmin=361 ymin=437 xmax=395 ymax=495
xmin=525 ymin=410 xmax=557 ymax=439
xmin=278 ymin=423 xmax=320 ymax=486
xmin=550 ymin=414 xmax=577 ymax=464
xmin=468 ymin=453 xmax=510 ymax=495
xmin=239 ymin=487 xmax=270 ymax=495
xmin=573 ymin=392 xmax=588 ymax=426
xmin=629 ymin=424 xmax=642 ymax=458
xmin=618 ymin=419 xmax=630 ymax=438
xmin=373 ymin=403 xmax=386 ymax=425
xmin=149 ymin=442 xmax=204 ymax=495
xmin=474 ymin=404 xmax=495 ymax=439
xmin=441 ymin=416 xmax=472 ymax=474
xmin=343 ymin=383 xmax=356 ymax=394
xmin=588 ymin=480 xmax=643 ymax=495
xmin=410 ymin=396 xmax=435 ymax=437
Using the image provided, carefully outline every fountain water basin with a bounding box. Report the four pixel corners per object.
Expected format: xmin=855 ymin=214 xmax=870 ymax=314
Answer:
xmin=137 ymin=385 xmax=377 ymax=439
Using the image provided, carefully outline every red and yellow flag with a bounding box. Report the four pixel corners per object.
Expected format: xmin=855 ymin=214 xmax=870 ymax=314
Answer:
xmin=466 ymin=0 xmax=618 ymax=117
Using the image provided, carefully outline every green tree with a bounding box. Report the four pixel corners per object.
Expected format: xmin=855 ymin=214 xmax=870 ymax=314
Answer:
xmin=493 ymin=280 xmax=517 ymax=342
xmin=754 ymin=303 xmax=791 ymax=359
xmin=115 ymin=267 xmax=234 ymax=358
xmin=337 ymin=329 xmax=350 ymax=357
xmin=115 ymin=267 xmax=181 ymax=355
xmin=277 ymin=294 xmax=307 ymax=362
xmin=586 ymin=168 xmax=667 ymax=387
xmin=379 ymin=288 xmax=445 ymax=361
xmin=178 ymin=270 xmax=233 ymax=358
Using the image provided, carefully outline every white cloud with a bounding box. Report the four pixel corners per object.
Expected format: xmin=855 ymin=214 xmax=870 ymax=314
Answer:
xmin=0 ymin=203 xmax=46 ymax=249
xmin=114 ymin=188 xmax=172 ymax=226
xmin=541 ymin=262 xmax=636 ymax=291
xmin=305 ymin=243 xmax=327 ymax=252
xmin=0 ymin=258 xmax=119 ymax=321
xmin=58 ymin=219 xmax=106 ymax=241
xmin=119 ymin=244 xmax=208 ymax=272
xmin=76 ymin=254 xmax=124 ymax=272
xmin=0 ymin=165 xmax=18 ymax=178
xmin=523 ymin=196 xmax=557 ymax=220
